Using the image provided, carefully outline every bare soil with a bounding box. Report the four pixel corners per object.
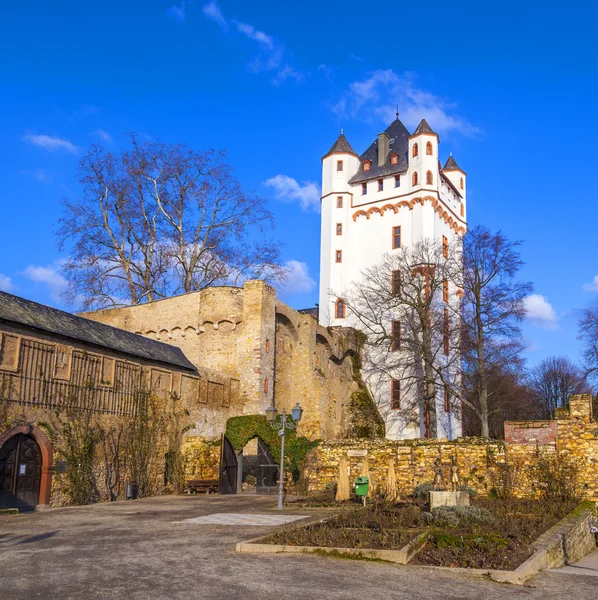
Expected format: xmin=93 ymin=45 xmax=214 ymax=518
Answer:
xmin=266 ymin=496 xmax=578 ymax=570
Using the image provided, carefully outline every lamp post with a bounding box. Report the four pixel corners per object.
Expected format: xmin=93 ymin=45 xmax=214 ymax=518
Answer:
xmin=266 ymin=402 xmax=303 ymax=510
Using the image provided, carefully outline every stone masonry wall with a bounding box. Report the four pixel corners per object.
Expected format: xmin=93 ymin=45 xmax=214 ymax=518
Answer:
xmin=306 ymin=395 xmax=598 ymax=500
xmin=82 ymin=281 xmax=364 ymax=441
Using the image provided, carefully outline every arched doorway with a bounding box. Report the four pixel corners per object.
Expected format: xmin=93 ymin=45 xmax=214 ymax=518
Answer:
xmin=0 ymin=425 xmax=53 ymax=511
xmin=0 ymin=434 xmax=42 ymax=511
xmin=219 ymin=435 xmax=278 ymax=495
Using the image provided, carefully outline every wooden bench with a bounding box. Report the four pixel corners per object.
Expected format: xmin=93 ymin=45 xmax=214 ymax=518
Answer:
xmin=186 ymin=479 xmax=220 ymax=495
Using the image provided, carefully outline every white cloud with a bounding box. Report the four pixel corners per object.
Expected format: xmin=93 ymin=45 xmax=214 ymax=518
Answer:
xmin=332 ymin=70 xmax=480 ymax=137
xmin=92 ymin=129 xmax=112 ymax=142
xmin=202 ymin=1 xmax=227 ymax=28
xmin=166 ymin=2 xmax=186 ymax=22
xmin=233 ymin=20 xmax=273 ymax=48
xmin=23 ymin=133 xmax=78 ymax=154
xmin=0 ymin=274 xmax=14 ymax=293
xmin=265 ymin=175 xmax=321 ymax=212
xmin=19 ymin=168 xmax=54 ymax=183
xmin=23 ymin=262 xmax=68 ymax=302
xmin=278 ymin=260 xmax=316 ymax=296
xmin=582 ymin=275 xmax=598 ymax=292
xmin=202 ymin=4 xmax=302 ymax=84
xmin=524 ymin=294 xmax=559 ymax=329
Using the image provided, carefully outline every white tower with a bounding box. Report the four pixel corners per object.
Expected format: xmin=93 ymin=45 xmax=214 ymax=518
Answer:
xmin=319 ymin=116 xmax=467 ymax=440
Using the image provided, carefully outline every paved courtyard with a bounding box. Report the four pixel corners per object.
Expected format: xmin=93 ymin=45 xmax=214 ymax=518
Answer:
xmin=0 ymin=494 xmax=596 ymax=600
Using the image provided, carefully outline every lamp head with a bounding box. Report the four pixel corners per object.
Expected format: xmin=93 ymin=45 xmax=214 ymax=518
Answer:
xmin=291 ymin=402 xmax=303 ymax=423
xmin=265 ymin=403 xmax=278 ymax=423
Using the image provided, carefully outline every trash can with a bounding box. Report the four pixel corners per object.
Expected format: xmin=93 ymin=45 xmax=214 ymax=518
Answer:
xmin=126 ymin=483 xmax=138 ymax=500
xmin=354 ymin=476 xmax=369 ymax=497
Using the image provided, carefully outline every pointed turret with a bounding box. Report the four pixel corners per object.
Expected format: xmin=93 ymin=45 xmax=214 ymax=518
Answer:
xmin=413 ymin=118 xmax=436 ymax=136
xmin=442 ymin=155 xmax=463 ymax=172
xmin=322 ymin=132 xmax=358 ymax=159
xmin=441 ymin=153 xmax=466 ymax=201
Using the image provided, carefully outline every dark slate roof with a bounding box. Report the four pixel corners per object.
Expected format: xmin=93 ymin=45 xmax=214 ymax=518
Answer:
xmin=348 ymin=118 xmax=412 ymax=184
xmin=413 ymin=118 xmax=436 ymax=136
xmin=0 ymin=291 xmax=197 ymax=373
xmin=323 ymin=132 xmax=358 ymax=158
xmin=443 ymin=155 xmax=463 ymax=172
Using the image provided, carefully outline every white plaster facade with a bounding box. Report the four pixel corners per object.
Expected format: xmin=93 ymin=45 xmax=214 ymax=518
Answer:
xmin=318 ymin=117 xmax=467 ymax=440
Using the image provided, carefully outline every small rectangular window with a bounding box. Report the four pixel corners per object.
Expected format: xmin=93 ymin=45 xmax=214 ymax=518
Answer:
xmin=394 ymin=175 xmax=400 ymax=188
xmin=460 ymin=203 xmax=464 ymax=217
xmin=442 ymin=235 xmax=449 ymax=258
xmin=391 ymin=320 xmax=401 ymax=351
xmin=391 ymin=379 xmax=401 ymax=410
xmin=361 ymin=182 xmax=367 ymax=195
xmin=392 ymin=270 xmax=401 ymax=296
xmin=378 ymin=179 xmax=383 ymax=192
xmin=443 ymin=308 xmax=449 ymax=355
xmin=444 ymin=383 xmax=450 ymax=412
xmin=337 ymin=160 xmax=343 ymax=171
xmin=392 ymin=226 xmax=401 ymax=249
xmin=443 ymin=279 xmax=448 ymax=303
xmin=336 ymin=223 xmax=342 ymax=235
xmin=335 ymin=250 xmax=342 ymax=263
xmin=337 ymin=196 xmax=343 ymax=208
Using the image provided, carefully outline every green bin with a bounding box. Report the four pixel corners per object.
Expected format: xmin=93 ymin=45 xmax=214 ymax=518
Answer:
xmin=354 ymin=476 xmax=369 ymax=497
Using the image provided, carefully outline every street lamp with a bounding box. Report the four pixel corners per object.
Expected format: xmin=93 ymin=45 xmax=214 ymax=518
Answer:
xmin=266 ymin=402 xmax=302 ymax=510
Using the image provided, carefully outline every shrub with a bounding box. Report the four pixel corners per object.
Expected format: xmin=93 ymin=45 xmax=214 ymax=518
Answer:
xmin=413 ymin=482 xmax=433 ymax=500
xmin=323 ymin=482 xmax=338 ymax=495
xmin=530 ymin=452 xmax=582 ymax=503
xmin=423 ymin=505 xmax=496 ymax=528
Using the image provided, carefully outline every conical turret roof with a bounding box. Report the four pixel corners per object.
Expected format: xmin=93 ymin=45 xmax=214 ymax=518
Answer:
xmin=442 ymin=155 xmax=463 ymax=172
xmin=413 ymin=118 xmax=436 ymax=136
xmin=323 ymin=132 xmax=358 ymax=158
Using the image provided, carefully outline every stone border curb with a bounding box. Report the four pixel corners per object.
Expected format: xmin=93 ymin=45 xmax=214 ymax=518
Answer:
xmin=236 ymin=531 xmax=429 ymax=565
xmin=236 ymin=502 xmax=596 ymax=584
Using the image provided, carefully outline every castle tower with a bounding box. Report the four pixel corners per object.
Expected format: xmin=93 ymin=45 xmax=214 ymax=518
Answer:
xmin=319 ymin=132 xmax=360 ymax=325
xmin=318 ymin=115 xmax=467 ymax=440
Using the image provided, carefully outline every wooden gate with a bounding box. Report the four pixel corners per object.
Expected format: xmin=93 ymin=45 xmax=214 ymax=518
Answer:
xmin=219 ymin=435 xmax=238 ymax=495
xmin=0 ymin=434 xmax=42 ymax=511
xmin=255 ymin=437 xmax=278 ymax=495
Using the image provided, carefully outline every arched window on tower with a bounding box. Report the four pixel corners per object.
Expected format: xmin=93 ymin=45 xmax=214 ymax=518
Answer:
xmin=460 ymin=177 xmax=464 ymax=190
xmin=390 ymin=152 xmax=398 ymax=165
xmin=412 ymin=143 xmax=419 ymax=158
xmin=335 ymin=299 xmax=346 ymax=319
xmin=412 ymin=172 xmax=418 ymax=186
xmin=426 ymin=141 xmax=433 ymax=155
xmin=426 ymin=171 xmax=433 ymax=185
xmin=363 ymin=159 xmax=371 ymax=171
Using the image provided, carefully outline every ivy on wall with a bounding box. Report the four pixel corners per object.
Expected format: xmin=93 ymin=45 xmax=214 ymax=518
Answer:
xmin=348 ymin=346 xmax=386 ymax=439
xmin=224 ymin=414 xmax=318 ymax=482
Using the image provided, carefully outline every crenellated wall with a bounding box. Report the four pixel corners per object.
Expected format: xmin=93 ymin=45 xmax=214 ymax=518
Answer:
xmin=82 ymin=280 xmax=367 ymax=441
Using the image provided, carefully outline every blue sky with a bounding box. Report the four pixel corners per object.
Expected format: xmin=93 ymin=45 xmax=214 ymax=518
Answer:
xmin=1 ymin=0 xmax=597 ymax=368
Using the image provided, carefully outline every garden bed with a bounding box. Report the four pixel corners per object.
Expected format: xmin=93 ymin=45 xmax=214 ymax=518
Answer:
xmin=257 ymin=497 xmax=580 ymax=570
xmin=411 ymin=497 xmax=578 ymax=570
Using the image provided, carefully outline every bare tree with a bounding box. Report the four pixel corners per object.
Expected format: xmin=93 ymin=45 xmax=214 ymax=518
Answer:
xmin=463 ymin=364 xmax=538 ymax=438
xmin=578 ymin=304 xmax=598 ymax=386
xmin=343 ymin=238 xmax=463 ymax=438
xmin=461 ymin=225 xmax=532 ymax=438
xmin=528 ymin=356 xmax=589 ymax=419
xmin=58 ymin=136 xmax=286 ymax=309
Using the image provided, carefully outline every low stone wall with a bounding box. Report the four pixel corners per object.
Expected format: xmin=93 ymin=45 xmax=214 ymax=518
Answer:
xmin=304 ymin=395 xmax=598 ymax=500
xmin=303 ymin=437 xmax=541 ymax=497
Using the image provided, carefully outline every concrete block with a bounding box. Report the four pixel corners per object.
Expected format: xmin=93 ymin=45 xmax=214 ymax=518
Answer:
xmin=429 ymin=490 xmax=470 ymax=509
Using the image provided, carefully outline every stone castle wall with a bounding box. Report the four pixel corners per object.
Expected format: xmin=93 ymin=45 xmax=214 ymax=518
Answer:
xmin=305 ymin=395 xmax=598 ymax=500
xmin=83 ymin=280 xmax=364 ymax=441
